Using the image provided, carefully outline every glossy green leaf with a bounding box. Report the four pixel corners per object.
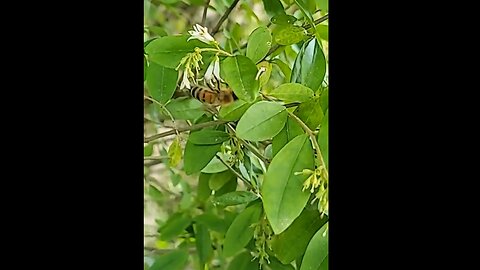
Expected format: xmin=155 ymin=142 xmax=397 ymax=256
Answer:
xmin=145 ymin=35 xmax=213 ymax=69
xmin=262 ymin=134 xmax=315 ymax=234
xmin=246 ymin=27 xmax=272 ymax=64
xmin=194 ymin=223 xmax=213 ymax=267
xmin=300 ymin=222 xmax=328 ymax=270
xmin=201 ymin=155 xmax=228 ymax=173
xmin=272 ymin=59 xmax=292 ymax=82
xmin=318 ymin=110 xmax=328 ymax=169
xmin=183 ymin=140 xmax=221 ymax=175
xmin=149 ymin=250 xmax=188 ymax=270
xmin=273 ymin=25 xmax=307 ymax=45
xmin=270 ymin=83 xmax=314 ymax=103
xmin=271 ymin=14 xmax=298 ymax=25
xmin=146 ymin=62 xmax=178 ymax=104
xmin=264 ymin=256 xmax=295 ymax=270
xmin=165 ymin=98 xmax=205 ymax=121
xmin=208 ymin=170 xmax=236 ymax=190
xmin=271 ymin=207 xmax=328 ymax=263
xmin=197 ymin=173 xmax=212 ymax=202
xmin=188 ymin=130 xmax=230 ymax=145
xmin=219 ymin=100 xmax=253 ymax=121
xmin=236 ymin=101 xmax=287 ymax=141
xmin=223 ymin=203 xmax=263 ymax=257
xmin=144 ymin=143 xmax=153 ymax=156
xmin=294 ymin=97 xmax=324 ymax=130
xmin=316 ymin=25 xmax=328 ymax=41
xmin=291 ymin=38 xmax=326 ymax=92
xmin=167 ymin=137 xmax=182 ymax=167
xmin=272 ymin=115 xmax=304 ymax=157
xmin=212 ymin=191 xmax=259 ymax=206
xmin=221 ymin=56 xmax=259 ymax=102
xmin=195 ymin=213 xmax=229 ymax=233
xmin=261 ymin=0 xmax=286 ymax=18
xmin=320 ymin=88 xmax=328 ymax=113
xmin=227 ymin=251 xmax=258 ymax=270
xmin=158 ymin=212 xmax=192 ymax=241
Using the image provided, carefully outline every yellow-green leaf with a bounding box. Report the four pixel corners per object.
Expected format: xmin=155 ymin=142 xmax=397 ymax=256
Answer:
xmin=270 ymin=83 xmax=314 ymax=103
xmin=168 ymin=137 xmax=182 ymax=167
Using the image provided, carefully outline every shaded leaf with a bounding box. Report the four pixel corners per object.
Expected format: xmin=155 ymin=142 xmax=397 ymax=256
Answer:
xmin=261 ymin=0 xmax=286 ymax=18
xmin=272 ymin=115 xmax=304 ymax=157
xmin=219 ymin=100 xmax=253 ymax=121
xmin=208 ymin=170 xmax=236 ymax=190
xmin=320 ymin=87 xmax=328 ymax=113
xmin=188 ymin=130 xmax=230 ymax=145
xmin=221 ymin=56 xmax=259 ymax=102
xmin=158 ymin=213 xmax=192 ymax=241
xmin=201 ymin=155 xmax=228 ymax=173
xmin=318 ymin=110 xmax=328 ymax=169
xmin=212 ymin=191 xmax=259 ymax=206
xmin=236 ymin=101 xmax=287 ymax=141
xmin=146 ymin=62 xmax=178 ymax=104
xmin=197 ymin=173 xmax=212 ymax=202
xmin=223 ymin=203 xmax=263 ymax=257
xmin=214 ymin=177 xmax=238 ymax=196
xmin=194 ymin=223 xmax=213 ymax=267
xmin=195 ymin=213 xmax=229 ymax=233
xmin=247 ymin=27 xmax=272 ymax=64
xmin=300 ymin=222 xmax=328 ymax=270
xmin=149 ymin=250 xmax=188 ymax=270
xmin=227 ymin=251 xmax=258 ymax=270
xmin=270 ymin=83 xmax=314 ymax=103
xmin=272 ymin=59 xmax=292 ymax=82
xmin=183 ymin=139 xmax=221 ymax=175
xmin=257 ymin=61 xmax=272 ymax=87
xmin=165 ymin=98 xmax=205 ymax=121
xmin=291 ymin=38 xmax=326 ymax=92
xmin=262 ymin=135 xmax=315 ymax=234
xmin=294 ymin=97 xmax=324 ymax=130
xmin=271 ymin=14 xmax=297 ymax=25
xmin=271 ymin=207 xmax=328 ymax=263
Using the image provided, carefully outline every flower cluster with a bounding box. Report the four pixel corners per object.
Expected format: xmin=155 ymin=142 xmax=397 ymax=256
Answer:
xmin=252 ymin=216 xmax=273 ymax=268
xmin=296 ymin=166 xmax=329 ymax=217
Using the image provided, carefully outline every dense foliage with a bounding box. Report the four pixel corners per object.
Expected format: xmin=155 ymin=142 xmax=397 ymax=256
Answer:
xmin=144 ymin=0 xmax=328 ymax=269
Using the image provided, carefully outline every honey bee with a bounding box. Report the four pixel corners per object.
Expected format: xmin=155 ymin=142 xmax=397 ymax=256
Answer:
xmin=189 ymin=85 xmax=237 ymax=106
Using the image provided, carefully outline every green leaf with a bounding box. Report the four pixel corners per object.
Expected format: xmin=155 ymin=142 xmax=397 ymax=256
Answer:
xmin=183 ymin=139 xmax=221 ymax=175
xmin=271 ymin=14 xmax=298 ymax=25
xmin=272 ymin=59 xmax=292 ymax=82
xmin=316 ymin=0 xmax=328 ymax=12
xmin=188 ymin=130 xmax=230 ymax=145
xmin=212 ymin=191 xmax=259 ymax=206
xmin=300 ymin=222 xmax=328 ymax=270
xmin=208 ymin=170 xmax=236 ymax=190
xmin=291 ymin=38 xmax=326 ymax=92
xmin=214 ymin=177 xmax=238 ymax=196
xmin=236 ymin=101 xmax=287 ymax=141
xmin=264 ymin=256 xmax=295 ymax=270
xmin=227 ymin=251 xmax=258 ymax=270
xmin=158 ymin=212 xmax=192 ymax=241
xmin=318 ymin=110 xmax=328 ymax=169
xmin=149 ymin=250 xmax=189 ymax=270
xmin=148 ymin=184 xmax=164 ymax=201
xmin=294 ymin=97 xmax=324 ymax=130
xmin=270 ymin=83 xmax=314 ymax=103
xmin=320 ymin=87 xmax=328 ymax=113
xmin=167 ymin=137 xmax=182 ymax=167
xmin=221 ymin=56 xmax=259 ymax=102
xmin=145 ymin=35 xmax=213 ymax=69
xmin=197 ymin=173 xmax=212 ymax=202
xmin=147 ymin=26 xmax=168 ymax=37
xmin=165 ymin=98 xmax=205 ymax=121
xmin=272 ymin=115 xmax=304 ymax=157
xmin=273 ymin=25 xmax=307 ymax=46
xmin=195 ymin=213 xmax=229 ymax=233
xmin=262 ymin=134 xmax=314 ymax=234
xmin=271 ymin=207 xmax=328 ymax=263
xmin=246 ymin=27 xmax=272 ymax=64
xmin=261 ymin=0 xmax=286 ymax=18
xmin=219 ymin=100 xmax=253 ymax=121
xmin=201 ymin=155 xmax=228 ymax=173
xmin=316 ymin=25 xmax=328 ymax=41
xmin=144 ymin=56 xmax=147 ymax=81
xmin=294 ymin=0 xmax=315 ymax=25
xmin=146 ymin=62 xmax=178 ymax=104
xmin=194 ymin=223 xmax=213 ymax=268
xmin=144 ymin=143 xmax=154 ymax=156
xmin=223 ymin=203 xmax=263 ymax=257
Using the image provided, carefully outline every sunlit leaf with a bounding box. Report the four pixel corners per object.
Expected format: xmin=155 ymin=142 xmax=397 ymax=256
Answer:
xmin=246 ymin=27 xmax=272 ymax=64
xmin=236 ymin=101 xmax=287 ymax=141
xmin=168 ymin=137 xmax=182 ymax=167
xmin=270 ymin=83 xmax=314 ymax=103
xmin=221 ymin=56 xmax=259 ymax=102
xmin=273 ymin=25 xmax=307 ymax=46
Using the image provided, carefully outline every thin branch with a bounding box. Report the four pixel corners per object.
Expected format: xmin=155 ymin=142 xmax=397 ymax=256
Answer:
xmin=215 ymin=154 xmax=253 ymax=189
xmin=201 ymin=0 xmax=210 ymax=25
xmin=144 ymin=156 xmax=168 ymax=160
xmin=144 ymin=120 xmax=228 ymax=143
xmin=211 ymin=0 xmax=240 ymax=35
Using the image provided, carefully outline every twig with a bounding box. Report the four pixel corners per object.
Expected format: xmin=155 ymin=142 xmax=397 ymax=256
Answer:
xmin=211 ymin=0 xmax=240 ymax=35
xmin=144 ymin=156 xmax=168 ymax=160
xmin=144 ymin=120 xmax=228 ymax=143
xmin=215 ymin=154 xmax=253 ymax=189
xmin=202 ymin=0 xmax=210 ymax=25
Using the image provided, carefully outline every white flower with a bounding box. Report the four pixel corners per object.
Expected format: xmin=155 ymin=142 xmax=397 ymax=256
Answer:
xmin=188 ymin=24 xmax=215 ymax=44
xmin=180 ymin=70 xmax=191 ymax=89
xmin=255 ymin=66 xmax=267 ymax=80
xmin=204 ymin=55 xmax=221 ymax=88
